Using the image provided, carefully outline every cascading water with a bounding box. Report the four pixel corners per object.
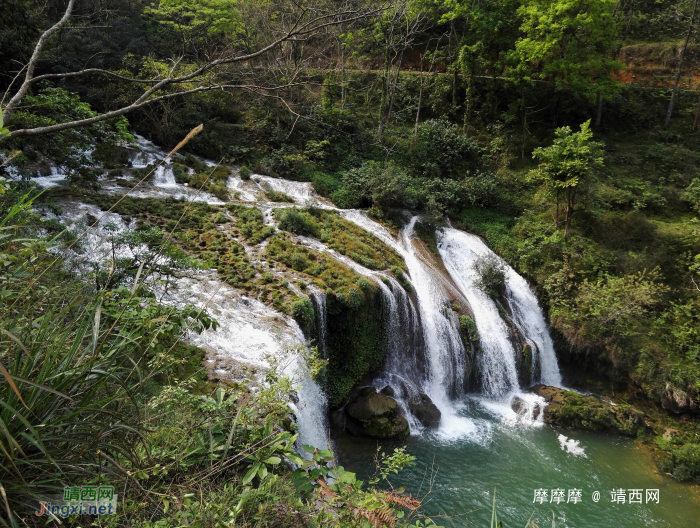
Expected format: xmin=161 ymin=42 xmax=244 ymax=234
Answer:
xmin=437 ymin=228 xmax=520 ymax=397
xmin=311 ymin=288 xmax=328 ymax=356
xmin=41 ymin=194 xmax=329 ymax=454
xmin=437 ymin=227 xmax=563 ymax=394
xmin=32 ymin=132 xmax=563 ymax=440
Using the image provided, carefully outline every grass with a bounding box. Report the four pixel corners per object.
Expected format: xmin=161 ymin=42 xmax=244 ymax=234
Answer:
xmin=275 ymin=207 xmax=407 ymax=271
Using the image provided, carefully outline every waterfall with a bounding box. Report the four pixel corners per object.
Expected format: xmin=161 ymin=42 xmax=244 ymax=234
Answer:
xmin=504 ymin=271 xmax=563 ymax=388
xmin=311 ymin=288 xmax=328 ymax=356
xmin=437 ymin=228 xmax=520 ymax=397
xmin=43 ymin=199 xmax=330 ymax=454
xmin=437 ymin=228 xmax=563 ymax=394
xmin=153 ymin=165 xmax=177 ymax=187
xmin=399 ymin=218 xmax=467 ymax=407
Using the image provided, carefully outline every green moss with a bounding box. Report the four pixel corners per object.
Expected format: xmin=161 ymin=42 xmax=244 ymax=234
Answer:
xmin=459 ymin=315 xmax=480 ymax=347
xmin=226 ymin=204 xmax=274 ymax=244
xmin=275 ymin=207 xmax=406 ymax=271
xmin=324 ymin=289 xmax=386 ymax=408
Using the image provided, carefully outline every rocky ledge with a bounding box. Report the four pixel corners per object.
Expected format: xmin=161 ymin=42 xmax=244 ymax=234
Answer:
xmin=529 ymin=385 xmax=646 ymax=436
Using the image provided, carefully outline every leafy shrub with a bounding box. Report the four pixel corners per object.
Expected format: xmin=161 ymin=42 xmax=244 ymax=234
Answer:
xmin=459 ymin=315 xmax=480 ymax=343
xmin=474 ymin=254 xmax=507 ymax=299
xmin=276 ymin=207 xmax=319 ymax=237
xmin=291 ymin=251 xmax=310 ymax=271
xmin=264 ymin=186 xmax=295 ymax=203
xmin=239 ymin=165 xmax=251 ymax=180
xmin=682 ymin=178 xmax=700 ymax=212
xmin=409 ymin=119 xmax=479 ymax=179
xmin=291 ymin=297 xmax=315 ymax=326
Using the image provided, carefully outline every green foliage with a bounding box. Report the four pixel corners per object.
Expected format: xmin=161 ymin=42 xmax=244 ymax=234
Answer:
xmin=145 ymin=0 xmax=245 ymax=36
xmin=239 ymin=165 xmax=251 ymax=180
xmin=547 ymin=268 xmax=668 ymax=346
xmin=276 ymin=207 xmax=320 ymax=237
xmin=530 ymin=120 xmax=604 ymax=237
xmin=333 ymin=160 xmax=415 ymax=209
xmin=0 ymin=193 xmax=215 ymax=521
xmin=410 ymin=119 xmax=479 ymax=179
xmin=4 ymin=88 xmax=133 ymax=187
xmin=510 ymin=0 xmax=622 ymax=99
xmin=459 ymin=315 xmax=480 ymax=344
xmin=682 ymin=178 xmax=700 ymax=212
xmin=262 ymin=183 xmax=295 ymax=203
xmin=227 ymin=204 xmax=274 ymax=244
xmin=291 ymin=297 xmax=315 ymax=327
xmin=292 ymin=444 xmax=437 ymax=527
xmin=474 ymin=254 xmax=507 ymax=299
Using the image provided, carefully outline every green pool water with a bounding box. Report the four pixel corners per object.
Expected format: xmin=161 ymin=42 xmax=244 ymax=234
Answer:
xmin=334 ymin=396 xmax=700 ymax=528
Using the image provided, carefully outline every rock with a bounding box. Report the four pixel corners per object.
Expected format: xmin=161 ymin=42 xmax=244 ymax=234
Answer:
xmin=661 ymin=389 xmax=697 ymax=414
xmin=511 ymin=396 xmax=527 ymax=416
xmin=532 ymin=404 xmax=541 ymax=421
xmin=529 ymin=385 xmax=645 ymax=437
xmin=380 ymin=385 xmax=395 ymax=397
xmin=408 ymin=393 xmax=441 ymax=428
xmin=511 ymin=395 xmax=542 ymax=421
xmin=344 ymin=388 xmax=409 ymax=439
xmin=662 ymin=427 xmax=680 ymax=441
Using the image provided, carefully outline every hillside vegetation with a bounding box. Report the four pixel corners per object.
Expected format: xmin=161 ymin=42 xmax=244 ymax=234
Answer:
xmin=2 ymin=0 xmax=700 ymax=525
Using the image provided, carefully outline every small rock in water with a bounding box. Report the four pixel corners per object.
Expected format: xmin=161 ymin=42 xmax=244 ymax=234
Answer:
xmin=408 ymin=393 xmax=441 ymax=428
xmin=511 ymin=396 xmax=527 ymax=416
xmin=380 ymin=385 xmax=395 ymax=397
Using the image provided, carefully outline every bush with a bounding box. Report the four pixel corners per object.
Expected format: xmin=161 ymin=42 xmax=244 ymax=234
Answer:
xmin=459 ymin=315 xmax=480 ymax=343
xmin=239 ymin=165 xmax=251 ymax=180
xmin=474 ymin=254 xmax=507 ymax=299
xmin=276 ymin=207 xmax=319 ymax=237
xmin=291 ymin=297 xmax=315 ymax=326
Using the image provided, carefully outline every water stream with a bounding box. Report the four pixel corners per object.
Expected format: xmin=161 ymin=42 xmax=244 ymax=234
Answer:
xmin=25 ymin=140 xmax=700 ymax=526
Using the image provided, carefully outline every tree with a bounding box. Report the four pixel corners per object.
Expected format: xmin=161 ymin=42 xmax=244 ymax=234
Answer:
xmin=510 ymin=0 xmax=622 ymax=116
xmin=373 ymin=0 xmax=431 ymax=140
xmin=530 ymin=120 xmax=604 ymax=239
xmin=665 ymin=0 xmax=699 ymax=128
xmin=0 ymin=0 xmax=379 ymax=141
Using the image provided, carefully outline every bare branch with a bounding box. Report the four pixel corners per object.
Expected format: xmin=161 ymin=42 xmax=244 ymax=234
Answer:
xmin=4 ymin=0 xmax=77 ymax=117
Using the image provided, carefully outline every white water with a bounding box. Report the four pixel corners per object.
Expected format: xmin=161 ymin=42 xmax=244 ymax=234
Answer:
xmin=27 ymin=134 xmax=563 ymax=442
xmin=437 ymin=228 xmax=520 ymax=397
xmin=438 ymin=228 xmax=563 ymax=391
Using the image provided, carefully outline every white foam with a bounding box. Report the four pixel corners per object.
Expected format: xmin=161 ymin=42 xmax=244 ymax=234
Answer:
xmin=558 ymin=434 xmax=587 ymax=457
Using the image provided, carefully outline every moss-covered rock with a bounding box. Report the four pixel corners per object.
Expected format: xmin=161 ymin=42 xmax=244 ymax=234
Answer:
xmin=531 ymin=385 xmax=645 ymax=436
xmin=343 ymin=387 xmax=409 ymax=439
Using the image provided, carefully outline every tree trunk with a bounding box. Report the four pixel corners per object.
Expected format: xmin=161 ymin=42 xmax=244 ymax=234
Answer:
xmin=666 ymin=0 xmax=698 ymax=128
xmin=596 ymin=92 xmax=603 ymax=127
xmin=521 ymin=88 xmax=527 ymax=159
xmin=414 ymin=57 xmax=424 ymax=137
xmin=386 ymin=48 xmax=404 ymax=124
xmin=340 ymin=41 xmax=347 ymax=108
xmin=377 ymin=47 xmax=392 ymax=141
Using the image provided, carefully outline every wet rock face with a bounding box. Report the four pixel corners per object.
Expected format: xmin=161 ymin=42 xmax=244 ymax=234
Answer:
xmin=342 ymin=387 xmax=409 ymax=440
xmin=530 ymin=385 xmax=645 ymax=436
xmin=408 ymin=393 xmax=441 ymax=428
xmin=511 ymin=395 xmax=542 ymax=421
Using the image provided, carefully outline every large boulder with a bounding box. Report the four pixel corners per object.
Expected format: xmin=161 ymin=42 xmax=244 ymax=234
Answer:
xmin=529 ymin=384 xmax=645 ymax=436
xmin=408 ymin=393 xmax=441 ymax=428
xmin=344 ymin=387 xmax=409 ymax=439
